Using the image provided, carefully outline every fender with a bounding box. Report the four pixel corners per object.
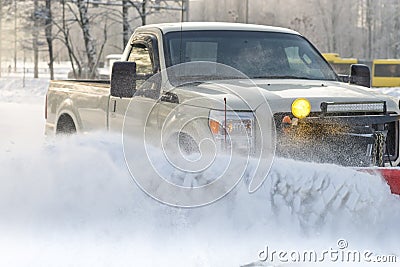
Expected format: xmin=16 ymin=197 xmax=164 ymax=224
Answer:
xmin=160 ymin=103 xmax=212 ymax=147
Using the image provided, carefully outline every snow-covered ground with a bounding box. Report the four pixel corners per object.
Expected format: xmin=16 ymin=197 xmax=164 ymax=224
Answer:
xmin=1 ymin=76 xmax=400 ymax=266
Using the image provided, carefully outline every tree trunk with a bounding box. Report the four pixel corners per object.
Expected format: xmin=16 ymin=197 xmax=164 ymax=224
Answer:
xmin=394 ymin=0 xmax=400 ymax=58
xmin=141 ymin=0 xmax=146 ymax=26
xmin=122 ymin=0 xmax=130 ymax=47
xmin=331 ymin=1 xmax=337 ymax=52
xmin=61 ymin=0 xmax=81 ymax=78
xmin=13 ymin=0 xmax=17 ymax=72
xmin=0 ymin=0 xmax=2 ymax=78
xmin=366 ymin=0 xmax=373 ymax=59
xmin=76 ymin=0 xmax=97 ymax=79
xmin=33 ymin=0 xmax=39 ymax=78
xmin=316 ymin=0 xmax=331 ymax=52
xmin=45 ymin=0 xmax=54 ymax=80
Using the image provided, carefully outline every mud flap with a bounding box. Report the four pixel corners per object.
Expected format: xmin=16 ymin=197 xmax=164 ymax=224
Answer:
xmin=357 ymin=168 xmax=400 ymax=195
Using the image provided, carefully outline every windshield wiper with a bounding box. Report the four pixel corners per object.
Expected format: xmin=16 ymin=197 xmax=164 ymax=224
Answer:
xmin=175 ymin=81 xmax=205 ymax=87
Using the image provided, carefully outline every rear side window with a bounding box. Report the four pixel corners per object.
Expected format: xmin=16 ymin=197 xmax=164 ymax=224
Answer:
xmin=374 ymin=64 xmax=400 ymax=77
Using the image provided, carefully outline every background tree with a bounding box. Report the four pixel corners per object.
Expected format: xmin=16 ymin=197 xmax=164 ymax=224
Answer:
xmin=75 ymin=0 xmax=97 ymax=78
xmin=33 ymin=0 xmax=39 ymax=78
xmin=365 ymin=0 xmax=373 ymax=59
xmin=0 ymin=0 xmax=3 ymax=77
xmin=3 ymin=0 xmax=400 ymax=78
xmin=121 ymin=0 xmax=184 ymax=47
xmin=122 ymin=0 xmax=130 ymax=47
xmin=52 ymin=0 xmax=117 ymax=79
xmin=44 ymin=0 xmax=54 ymax=80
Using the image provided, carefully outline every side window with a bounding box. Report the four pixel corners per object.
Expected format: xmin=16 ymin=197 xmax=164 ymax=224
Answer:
xmin=128 ymin=43 xmax=153 ymax=75
xmin=128 ymin=42 xmax=161 ymax=98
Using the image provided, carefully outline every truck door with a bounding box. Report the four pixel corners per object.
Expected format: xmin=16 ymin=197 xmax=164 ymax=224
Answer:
xmin=109 ymin=34 xmax=160 ymax=137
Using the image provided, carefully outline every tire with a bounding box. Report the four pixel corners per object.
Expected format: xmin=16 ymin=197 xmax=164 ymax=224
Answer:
xmin=177 ymin=132 xmax=200 ymax=155
xmin=56 ymin=114 xmax=76 ymax=135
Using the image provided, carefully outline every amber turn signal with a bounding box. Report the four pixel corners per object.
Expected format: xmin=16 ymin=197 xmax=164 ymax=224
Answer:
xmin=209 ymin=119 xmax=220 ymax=134
xmin=282 ymin=115 xmax=292 ymax=124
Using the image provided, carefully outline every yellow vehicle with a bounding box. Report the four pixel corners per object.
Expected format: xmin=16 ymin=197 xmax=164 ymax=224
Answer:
xmin=323 ymin=54 xmax=400 ymax=87
xmin=322 ymin=53 xmax=358 ymax=75
xmin=372 ymin=59 xmax=400 ymax=87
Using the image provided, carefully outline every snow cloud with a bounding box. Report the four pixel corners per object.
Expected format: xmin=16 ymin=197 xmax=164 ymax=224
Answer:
xmin=0 ymin=132 xmax=399 ymax=266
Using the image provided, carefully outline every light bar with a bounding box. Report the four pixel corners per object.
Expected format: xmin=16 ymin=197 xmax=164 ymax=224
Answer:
xmin=321 ymin=101 xmax=386 ymax=114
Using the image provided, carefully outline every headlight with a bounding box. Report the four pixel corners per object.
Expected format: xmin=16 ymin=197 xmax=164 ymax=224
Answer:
xmin=209 ymin=110 xmax=255 ymax=152
xmin=291 ymin=98 xmax=311 ymax=119
xmin=209 ymin=110 xmax=254 ymax=137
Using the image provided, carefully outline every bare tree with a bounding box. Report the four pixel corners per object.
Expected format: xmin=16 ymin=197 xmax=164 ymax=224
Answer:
xmin=0 ymin=0 xmax=3 ymax=77
xmin=122 ymin=0 xmax=130 ymax=47
xmin=0 ymin=0 xmax=11 ymax=75
xmin=3 ymin=0 xmax=400 ymax=79
xmin=365 ymin=0 xmax=373 ymax=59
xmin=128 ymin=0 xmax=148 ymax=26
xmin=394 ymin=1 xmax=400 ymax=58
xmin=33 ymin=0 xmax=39 ymax=78
xmin=290 ymin=15 xmax=314 ymax=37
xmin=50 ymin=0 xmax=117 ymax=79
xmin=57 ymin=0 xmax=82 ymax=78
xmin=75 ymin=0 xmax=97 ymax=78
xmin=0 ymin=0 xmax=13 ymax=74
xmin=14 ymin=0 xmax=43 ymax=78
xmin=13 ymin=0 xmax=17 ymax=72
xmin=45 ymin=0 xmax=54 ymax=80
xmin=120 ymin=0 xmax=184 ymax=47
xmin=315 ymin=0 xmax=345 ymax=52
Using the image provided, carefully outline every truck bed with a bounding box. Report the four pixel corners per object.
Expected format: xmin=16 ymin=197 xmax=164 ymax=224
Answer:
xmin=46 ymin=80 xmax=111 ymax=135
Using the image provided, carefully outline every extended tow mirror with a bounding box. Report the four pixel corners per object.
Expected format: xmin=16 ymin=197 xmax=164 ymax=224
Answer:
xmin=111 ymin=61 xmax=136 ymax=98
xmin=350 ymin=64 xmax=371 ymax=88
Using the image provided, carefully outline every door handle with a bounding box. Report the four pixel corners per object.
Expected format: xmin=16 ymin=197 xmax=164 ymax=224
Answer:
xmin=112 ymin=99 xmax=117 ymax=112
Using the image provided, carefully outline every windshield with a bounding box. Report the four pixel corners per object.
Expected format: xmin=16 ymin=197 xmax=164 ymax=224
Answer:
xmin=164 ymin=30 xmax=337 ymax=81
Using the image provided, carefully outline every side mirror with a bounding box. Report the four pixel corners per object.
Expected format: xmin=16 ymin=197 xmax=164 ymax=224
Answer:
xmin=350 ymin=64 xmax=371 ymax=88
xmin=111 ymin=62 xmax=136 ymax=98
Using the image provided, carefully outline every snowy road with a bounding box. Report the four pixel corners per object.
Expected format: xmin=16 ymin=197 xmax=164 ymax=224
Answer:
xmin=1 ymin=77 xmax=400 ymax=266
xmin=1 ymin=103 xmax=44 ymax=151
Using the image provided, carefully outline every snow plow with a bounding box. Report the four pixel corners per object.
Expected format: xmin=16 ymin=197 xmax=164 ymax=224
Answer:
xmin=359 ymin=168 xmax=400 ymax=195
xmin=276 ymin=98 xmax=400 ymax=195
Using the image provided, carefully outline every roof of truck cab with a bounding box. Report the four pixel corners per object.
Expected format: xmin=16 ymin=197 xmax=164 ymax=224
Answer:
xmin=137 ymin=22 xmax=300 ymax=35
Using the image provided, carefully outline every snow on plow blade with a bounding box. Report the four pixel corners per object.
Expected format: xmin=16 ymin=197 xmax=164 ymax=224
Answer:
xmin=358 ymin=168 xmax=400 ymax=195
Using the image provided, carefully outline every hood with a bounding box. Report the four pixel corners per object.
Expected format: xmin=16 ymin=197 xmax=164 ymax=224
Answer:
xmin=172 ymin=79 xmax=399 ymax=114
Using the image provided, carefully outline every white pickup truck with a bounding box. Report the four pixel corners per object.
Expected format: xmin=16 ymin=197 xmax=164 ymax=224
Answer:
xmin=45 ymin=22 xmax=400 ymax=180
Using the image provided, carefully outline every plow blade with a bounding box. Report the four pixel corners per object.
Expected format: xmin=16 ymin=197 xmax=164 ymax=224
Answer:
xmin=358 ymin=168 xmax=400 ymax=195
